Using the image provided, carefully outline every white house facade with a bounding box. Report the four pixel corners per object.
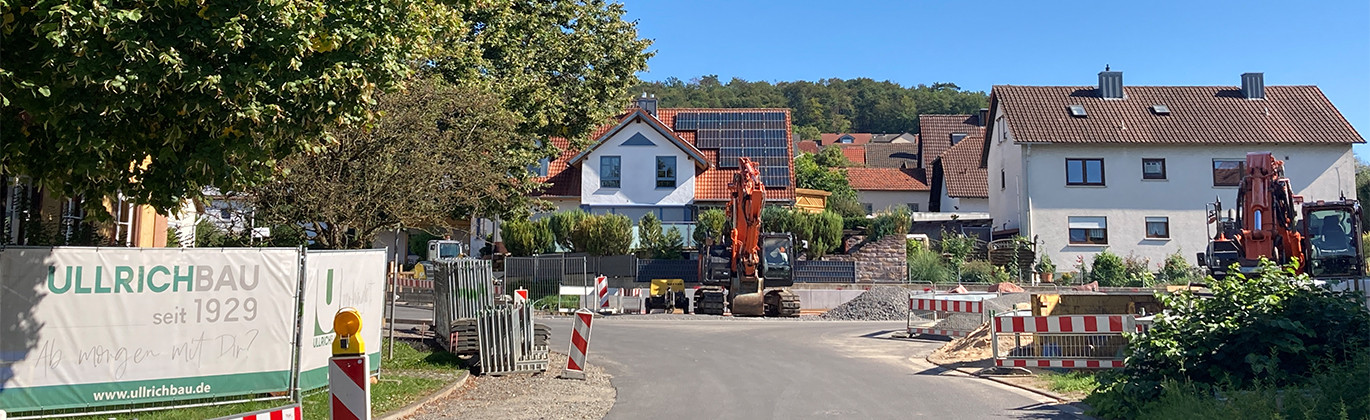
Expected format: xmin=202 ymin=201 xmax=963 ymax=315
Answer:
xmin=986 ymin=71 xmax=1365 ymax=268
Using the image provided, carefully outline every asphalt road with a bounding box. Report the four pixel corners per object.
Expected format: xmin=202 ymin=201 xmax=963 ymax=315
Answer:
xmin=542 ymin=317 xmax=1087 ymax=420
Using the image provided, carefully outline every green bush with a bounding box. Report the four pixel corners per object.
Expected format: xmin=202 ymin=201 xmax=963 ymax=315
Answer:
xmin=807 ymin=211 xmax=844 ymax=259
xmin=960 ymin=260 xmax=1007 ymax=283
xmin=570 ymin=214 xmax=633 ymax=256
xmin=907 ymin=238 xmax=925 ymax=255
xmin=937 ymin=230 xmax=977 ymax=263
xmin=1090 ymin=250 xmax=1127 ymax=286
xmin=1159 ymin=251 xmax=1196 ymax=284
xmin=501 ymin=219 xmax=553 ymax=256
xmin=1085 ymin=260 xmax=1370 ymax=419
xmin=907 ymin=247 xmax=954 ymax=283
xmin=1034 ymin=253 xmax=1055 ymax=274
xmin=693 ymin=208 xmax=727 ymax=246
xmin=547 ymin=210 xmax=587 ymax=251
xmin=866 ymin=206 xmax=910 ymax=242
xmin=635 ymin=213 xmax=684 ymax=259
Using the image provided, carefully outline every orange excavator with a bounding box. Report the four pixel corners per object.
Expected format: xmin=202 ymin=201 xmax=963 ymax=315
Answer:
xmin=1204 ymin=152 xmax=1365 ymax=280
xmin=696 ymin=158 xmax=801 ymax=316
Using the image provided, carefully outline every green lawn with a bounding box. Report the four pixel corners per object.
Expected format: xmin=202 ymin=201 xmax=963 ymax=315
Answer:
xmin=56 ymin=339 xmax=463 ymax=420
xmin=1042 ymin=370 xmax=1101 ymax=394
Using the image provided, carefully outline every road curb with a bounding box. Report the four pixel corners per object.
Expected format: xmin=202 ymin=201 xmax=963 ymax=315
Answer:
xmin=924 ymin=356 xmax=1072 ymax=403
xmin=378 ymin=370 xmax=471 ymax=420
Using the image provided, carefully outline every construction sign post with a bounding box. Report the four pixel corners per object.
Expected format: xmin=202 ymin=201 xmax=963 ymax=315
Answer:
xmin=329 ymin=308 xmax=370 ymax=420
xmin=561 ymin=309 xmax=595 ymax=380
xmin=594 ymin=275 xmax=609 ymax=311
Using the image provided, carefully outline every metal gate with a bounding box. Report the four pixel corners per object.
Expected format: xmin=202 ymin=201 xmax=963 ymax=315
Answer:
xmin=477 ymin=303 xmax=549 ymax=375
xmin=432 ymin=259 xmax=496 ymax=353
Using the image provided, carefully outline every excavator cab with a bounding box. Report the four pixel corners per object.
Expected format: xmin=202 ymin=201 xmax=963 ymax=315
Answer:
xmin=760 ymin=233 xmax=795 ymax=287
xmin=1302 ymin=201 xmax=1365 ymax=279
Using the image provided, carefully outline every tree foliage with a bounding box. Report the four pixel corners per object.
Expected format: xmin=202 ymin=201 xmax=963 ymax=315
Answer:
xmin=794 ymin=152 xmax=863 ymax=218
xmin=759 ymin=207 xmax=843 ymax=259
xmin=1086 ymin=260 xmax=1370 ymax=419
xmin=501 ymin=218 xmax=554 ymax=257
xmin=636 ymin=77 xmax=987 ymax=137
xmin=693 ymin=208 xmax=727 ymax=247
xmin=570 ymin=213 xmax=632 ymax=256
xmin=1090 ymin=250 xmax=1127 ymax=287
xmin=1 ymin=0 xmax=446 ymax=211
xmin=547 ymin=210 xmax=588 ymax=251
xmin=634 ymin=213 xmax=683 ymax=259
xmin=250 ymin=77 xmax=521 ymax=249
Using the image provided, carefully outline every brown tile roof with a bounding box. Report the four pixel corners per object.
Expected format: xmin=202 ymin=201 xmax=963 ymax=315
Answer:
xmin=990 ymin=85 xmax=1365 ymax=144
xmin=863 ymin=143 xmax=920 ymax=169
xmin=796 ymin=140 xmax=820 ymax=155
xmin=845 ymin=168 xmax=929 ymax=191
xmin=838 ymin=145 xmax=867 ymax=165
xmin=538 ymin=107 xmax=796 ymax=202
xmin=938 ymin=136 xmax=988 ymax=198
xmin=820 ymin=133 xmax=874 ymax=145
xmin=918 ymin=115 xmax=985 ymax=169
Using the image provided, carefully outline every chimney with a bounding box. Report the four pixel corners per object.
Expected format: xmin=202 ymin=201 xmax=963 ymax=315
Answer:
xmin=1098 ymin=68 xmax=1123 ymax=99
xmin=1241 ymin=73 xmax=1265 ymax=100
xmin=977 ymin=108 xmax=989 ymax=127
xmin=635 ymin=92 xmax=658 ymax=116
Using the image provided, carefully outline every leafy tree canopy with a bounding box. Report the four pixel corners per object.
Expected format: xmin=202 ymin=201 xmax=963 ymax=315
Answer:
xmin=636 ymin=77 xmax=987 ymax=138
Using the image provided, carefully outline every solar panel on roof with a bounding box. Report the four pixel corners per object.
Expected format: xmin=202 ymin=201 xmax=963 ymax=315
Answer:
xmin=1067 ymin=105 xmax=1087 ymax=117
xmin=676 ymin=111 xmax=790 ymax=186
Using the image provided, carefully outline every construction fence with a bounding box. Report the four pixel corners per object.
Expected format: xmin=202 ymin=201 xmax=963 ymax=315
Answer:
xmin=992 ymin=314 xmax=1138 ymax=369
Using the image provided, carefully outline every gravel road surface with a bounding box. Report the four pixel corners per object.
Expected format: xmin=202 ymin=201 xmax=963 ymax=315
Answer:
xmin=411 ymin=352 xmax=614 ymax=420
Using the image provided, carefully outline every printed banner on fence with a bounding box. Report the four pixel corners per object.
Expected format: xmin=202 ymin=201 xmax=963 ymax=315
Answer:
xmin=0 ymin=247 xmax=300 ymax=413
xmin=296 ymin=250 xmax=387 ymax=391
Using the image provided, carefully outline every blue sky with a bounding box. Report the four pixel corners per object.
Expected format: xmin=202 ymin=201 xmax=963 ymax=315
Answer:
xmin=621 ymin=0 xmax=1370 ymax=160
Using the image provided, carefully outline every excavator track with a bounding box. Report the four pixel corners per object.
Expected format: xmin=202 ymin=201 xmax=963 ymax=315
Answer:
xmin=695 ymin=286 xmax=727 ymax=315
xmin=764 ymin=289 xmax=801 ymax=317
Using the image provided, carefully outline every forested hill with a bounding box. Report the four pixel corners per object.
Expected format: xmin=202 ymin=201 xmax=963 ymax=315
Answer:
xmin=633 ymin=76 xmax=989 ymax=140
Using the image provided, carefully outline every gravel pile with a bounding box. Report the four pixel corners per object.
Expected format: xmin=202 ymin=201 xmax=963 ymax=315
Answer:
xmin=927 ymin=293 xmax=1031 ymax=332
xmin=413 ymin=352 xmax=615 ymax=420
xmin=820 ymin=286 xmax=912 ymax=321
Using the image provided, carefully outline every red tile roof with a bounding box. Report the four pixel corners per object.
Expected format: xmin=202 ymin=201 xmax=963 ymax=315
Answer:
xmin=845 ymin=168 xmax=929 ymax=191
xmin=938 ymin=136 xmax=988 ymax=198
xmin=821 ymin=133 xmax=874 ymax=145
xmin=838 ymin=145 xmax=867 ymax=165
xmin=796 ymin=140 xmax=820 ymax=155
xmin=918 ymin=115 xmax=985 ymax=169
xmin=537 ymin=107 xmax=796 ymax=202
xmin=990 ymin=85 xmax=1365 ymax=144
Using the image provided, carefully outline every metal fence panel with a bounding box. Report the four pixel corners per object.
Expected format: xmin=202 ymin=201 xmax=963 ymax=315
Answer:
xmin=794 ymin=260 xmax=857 ymax=283
xmin=504 ymin=256 xmax=585 ymax=303
xmin=992 ymin=315 xmax=1135 ymax=369
xmin=433 ymin=259 xmax=495 ymax=352
xmin=635 ymin=259 xmax=698 ymax=282
xmin=477 ymin=303 xmax=549 ymax=375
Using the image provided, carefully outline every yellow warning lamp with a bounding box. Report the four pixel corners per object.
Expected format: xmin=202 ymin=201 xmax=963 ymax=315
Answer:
xmin=332 ymin=307 xmax=366 ymax=356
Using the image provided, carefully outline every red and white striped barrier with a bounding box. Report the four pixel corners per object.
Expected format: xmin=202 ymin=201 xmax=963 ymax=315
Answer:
xmin=907 ymin=327 xmax=970 ymax=337
xmin=996 ymin=359 xmax=1126 ymax=368
xmin=392 ymin=276 xmax=433 ymax=289
xmin=909 ymin=297 xmax=984 ymax=313
xmin=562 ymin=308 xmax=595 ymax=380
xmin=595 ymin=275 xmax=609 ymax=310
xmin=514 ymin=288 xmax=529 ymax=304
xmin=993 ymin=315 xmax=1132 ymax=334
xmin=329 ymin=356 xmax=370 ymax=420
xmin=214 ymin=403 xmax=302 ymax=420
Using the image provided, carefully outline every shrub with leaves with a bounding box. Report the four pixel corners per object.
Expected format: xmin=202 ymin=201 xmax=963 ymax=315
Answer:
xmin=866 ymin=206 xmax=910 ymax=242
xmin=570 ymin=214 xmax=632 ymax=256
xmin=693 ymin=208 xmax=727 ymax=247
xmin=1090 ymin=250 xmax=1127 ymax=287
xmin=960 ymin=260 xmax=1008 ymax=283
xmin=634 ymin=213 xmax=684 ymax=259
xmin=1085 ymin=259 xmax=1370 ymax=419
xmin=547 ymin=210 xmax=587 ymax=251
xmin=501 ymin=219 xmax=553 ymax=256
xmin=908 ymin=247 xmax=954 ymax=283
xmin=1159 ymin=251 xmax=1197 ymax=284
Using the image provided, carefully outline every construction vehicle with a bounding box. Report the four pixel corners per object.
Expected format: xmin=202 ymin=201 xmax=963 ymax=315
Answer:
xmin=696 ymin=157 xmax=802 ymax=317
xmin=644 ymin=278 xmax=690 ymax=313
xmin=1203 ymin=152 xmax=1366 ymax=281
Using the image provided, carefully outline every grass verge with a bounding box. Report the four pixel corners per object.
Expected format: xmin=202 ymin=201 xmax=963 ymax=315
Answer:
xmin=1042 ymin=370 xmax=1100 ymax=394
xmin=56 ymin=339 xmax=462 ymax=420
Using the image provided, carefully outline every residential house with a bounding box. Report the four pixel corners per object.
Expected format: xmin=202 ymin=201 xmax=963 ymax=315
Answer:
xmin=985 ymin=70 xmax=1364 ymax=267
xmin=820 ymin=133 xmax=873 ymax=145
xmin=2 ymin=178 xmax=172 ymax=247
xmin=921 ymin=113 xmax=989 ymax=213
xmin=872 ymin=132 xmax=918 ymax=144
xmin=536 ymin=96 xmax=796 ymax=224
xmin=846 ymin=167 xmax=930 ymax=214
xmin=864 ymin=143 xmax=921 ymax=169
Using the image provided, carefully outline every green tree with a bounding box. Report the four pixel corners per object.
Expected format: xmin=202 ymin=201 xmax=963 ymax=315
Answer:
xmin=501 ymin=219 xmax=553 ymax=257
xmin=250 ymin=77 xmax=522 ymax=249
xmin=635 ymin=213 xmax=683 ymax=259
xmin=570 ymin=214 xmax=632 ymax=256
xmin=814 ymin=145 xmax=858 ymax=168
xmin=547 ymin=210 xmax=588 ymax=251
xmin=2 ymin=0 xmax=446 ymax=212
xmin=1357 ymin=159 xmax=1370 ymax=231
xmin=1090 ymin=250 xmax=1127 ymax=287
xmin=694 ymin=208 xmax=727 ymax=247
